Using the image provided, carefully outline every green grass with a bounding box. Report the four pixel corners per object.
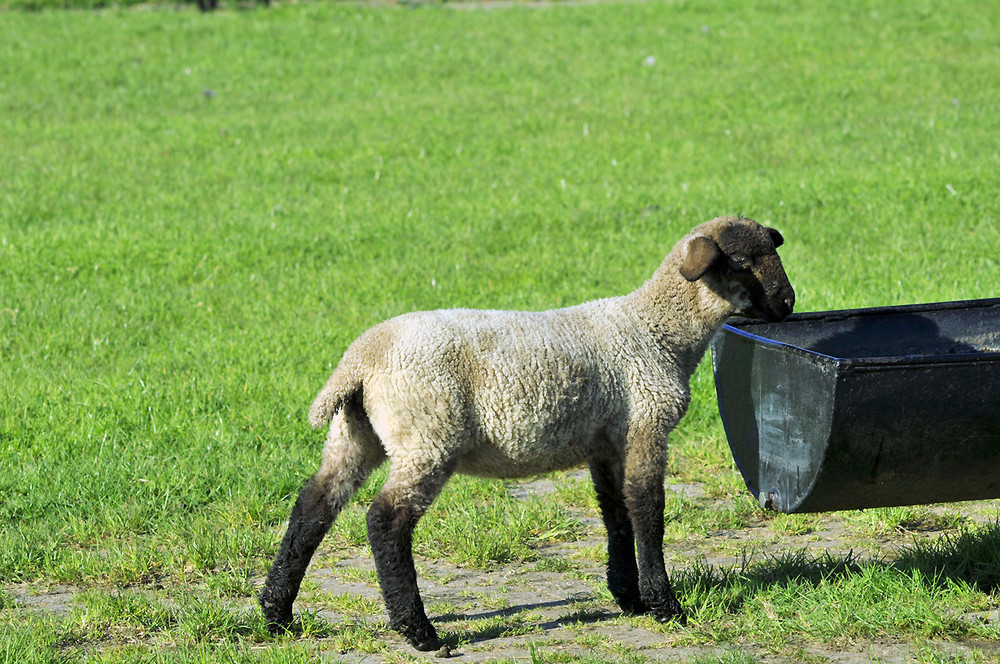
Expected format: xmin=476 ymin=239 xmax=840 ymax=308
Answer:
xmin=2 ymin=0 xmax=1000 ymax=661
xmin=677 ymin=540 xmax=1000 ymax=644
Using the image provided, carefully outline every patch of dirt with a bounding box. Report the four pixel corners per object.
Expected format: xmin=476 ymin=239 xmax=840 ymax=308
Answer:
xmin=296 ymin=531 xmax=982 ymax=663
xmin=7 ymin=584 xmax=78 ymax=616
xmin=283 ymin=473 xmax=1000 ymax=663
xmin=8 ymin=472 xmax=1000 ymax=663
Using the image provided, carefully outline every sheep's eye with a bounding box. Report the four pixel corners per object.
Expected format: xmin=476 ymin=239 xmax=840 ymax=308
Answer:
xmin=728 ymin=255 xmax=752 ymax=272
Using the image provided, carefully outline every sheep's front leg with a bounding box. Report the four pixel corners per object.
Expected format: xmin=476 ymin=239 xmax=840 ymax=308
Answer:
xmin=590 ymin=459 xmax=648 ymax=615
xmin=367 ymin=464 xmax=452 ymax=651
xmin=623 ymin=431 xmax=686 ymax=625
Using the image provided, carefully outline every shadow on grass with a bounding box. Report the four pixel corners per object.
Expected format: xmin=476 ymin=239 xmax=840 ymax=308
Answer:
xmin=675 ymin=520 xmax=1000 ymax=612
xmin=894 ymin=521 xmax=1000 ymax=591
xmin=434 ymin=523 xmax=1000 ymax=646
xmin=435 ymin=598 xmax=616 ymax=647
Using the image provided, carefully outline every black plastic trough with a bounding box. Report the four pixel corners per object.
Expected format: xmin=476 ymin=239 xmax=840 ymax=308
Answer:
xmin=711 ymin=297 xmax=1000 ymax=514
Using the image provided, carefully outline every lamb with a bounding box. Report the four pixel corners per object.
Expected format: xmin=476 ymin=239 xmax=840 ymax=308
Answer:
xmin=259 ymin=215 xmax=795 ymax=651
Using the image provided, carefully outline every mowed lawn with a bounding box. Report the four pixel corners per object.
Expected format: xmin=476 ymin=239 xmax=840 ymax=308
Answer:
xmin=2 ymin=0 xmax=1000 ymax=662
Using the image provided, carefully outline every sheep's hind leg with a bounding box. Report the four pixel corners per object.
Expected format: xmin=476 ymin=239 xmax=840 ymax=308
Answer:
xmin=259 ymin=408 xmax=386 ymax=630
xmin=589 ymin=458 xmax=648 ymax=615
xmin=623 ymin=433 xmax=686 ymax=625
xmin=367 ymin=462 xmax=453 ymax=651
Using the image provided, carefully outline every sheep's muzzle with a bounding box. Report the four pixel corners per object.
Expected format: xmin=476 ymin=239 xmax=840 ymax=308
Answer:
xmin=745 ymin=256 xmax=795 ymax=322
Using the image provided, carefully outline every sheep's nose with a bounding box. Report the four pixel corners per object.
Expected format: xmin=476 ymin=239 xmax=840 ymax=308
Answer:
xmin=777 ymin=288 xmax=795 ymax=318
xmin=783 ymin=290 xmax=795 ymax=312
xmin=767 ymin=286 xmax=795 ymax=321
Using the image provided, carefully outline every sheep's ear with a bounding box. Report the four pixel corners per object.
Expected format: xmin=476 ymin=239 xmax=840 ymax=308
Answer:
xmin=766 ymin=227 xmax=784 ymax=248
xmin=680 ymin=235 xmax=722 ymax=282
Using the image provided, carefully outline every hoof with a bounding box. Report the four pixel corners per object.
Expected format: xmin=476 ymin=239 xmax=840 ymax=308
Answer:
xmin=651 ymin=604 xmax=687 ymax=626
xmin=264 ymin=618 xmax=293 ymax=635
xmin=638 ymin=584 xmax=686 ymax=626
xmin=617 ymin=596 xmax=651 ymax=616
xmin=389 ymin=606 xmax=439 ymax=651
xmin=402 ymin=624 xmax=440 ymax=652
xmin=259 ymin=597 xmax=293 ymax=634
xmin=411 ymin=634 xmax=442 ymax=652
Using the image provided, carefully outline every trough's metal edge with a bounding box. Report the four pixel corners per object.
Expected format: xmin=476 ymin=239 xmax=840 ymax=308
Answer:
xmin=720 ymin=296 xmax=1000 ymax=369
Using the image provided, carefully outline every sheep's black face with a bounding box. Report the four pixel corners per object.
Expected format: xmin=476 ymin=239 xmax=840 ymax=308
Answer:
xmin=681 ymin=219 xmax=795 ymax=322
xmin=721 ymin=226 xmax=795 ymax=322
xmin=726 ymin=250 xmax=795 ymax=322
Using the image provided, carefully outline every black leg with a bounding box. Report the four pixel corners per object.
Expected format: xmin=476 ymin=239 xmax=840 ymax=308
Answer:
xmin=259 ymin=410 xmax=385 ymax=630
xmin=367 ymin=494 xmax=438 ymax=650
xmin=589 ymin=459 xmax=648 ymax=615
xmin=624 ymin=469 xmax=685 ymax=624
xmin=623 ymin=428 xmax=686 ymax=625
xmin=366 ymin=464 xmax=453 ymax=651
xmin=259 ymin=474 xmax=336 ymax=628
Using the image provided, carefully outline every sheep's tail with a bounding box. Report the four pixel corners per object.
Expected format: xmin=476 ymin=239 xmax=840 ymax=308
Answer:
xmin=307 ymin=362 xmax=363 ymax=429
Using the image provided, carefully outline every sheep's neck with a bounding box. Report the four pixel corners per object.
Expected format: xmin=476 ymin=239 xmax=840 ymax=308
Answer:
xmin=626 ymin=266 xmax=733 ymax=375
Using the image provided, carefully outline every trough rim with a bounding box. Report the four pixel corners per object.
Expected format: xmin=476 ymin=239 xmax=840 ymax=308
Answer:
xmin=720 ymin=296 xmax=1000 ymax=370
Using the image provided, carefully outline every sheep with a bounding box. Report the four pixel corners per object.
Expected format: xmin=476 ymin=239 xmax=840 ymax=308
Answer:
xmin=259 ymin=215 xmax=794 ymax=651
